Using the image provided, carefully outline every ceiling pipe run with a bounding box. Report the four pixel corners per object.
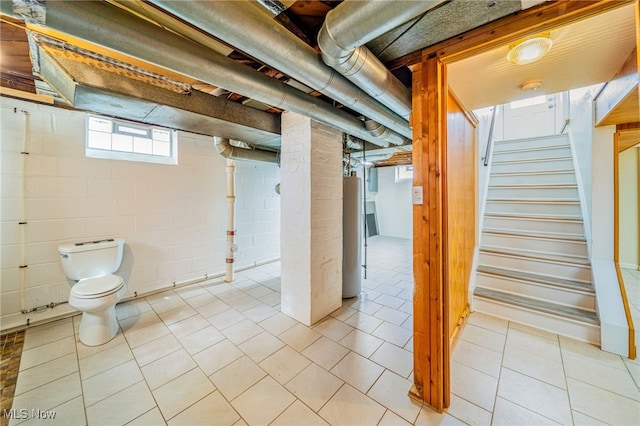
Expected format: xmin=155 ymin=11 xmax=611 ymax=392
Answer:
xmin=2 ymin=1 xmax=394 ymax=148
xmin=148 ymin=0 xmax=409 ymax=144
xmin=214 ymin=136 xmax=279 ymax=164
xmin=317 ymin=0 xmax=447 ymax=119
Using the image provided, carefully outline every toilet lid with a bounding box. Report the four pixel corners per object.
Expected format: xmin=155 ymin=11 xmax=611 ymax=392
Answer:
xmin=72 ymin=275 xmax=124 ymax=298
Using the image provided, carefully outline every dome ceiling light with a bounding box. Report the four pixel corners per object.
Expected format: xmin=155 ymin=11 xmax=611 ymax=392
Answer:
xmin=507 ymin=32 xmax=553 ymax=65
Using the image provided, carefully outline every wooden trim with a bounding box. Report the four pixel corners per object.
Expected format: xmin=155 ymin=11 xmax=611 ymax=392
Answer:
xmin=614 ymin=130 xmax=637 ymax=360
xmin=388 ymin=0 xmax=635 ymax=69
xmin=410 ymin=56 xmax=448 ymax=412
xmin=0 ymin=87 xmax=54 ymax=104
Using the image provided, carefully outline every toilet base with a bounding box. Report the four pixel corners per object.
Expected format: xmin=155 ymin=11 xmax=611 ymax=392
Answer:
xmin=78 ymin=305 xmax=119 ymax=346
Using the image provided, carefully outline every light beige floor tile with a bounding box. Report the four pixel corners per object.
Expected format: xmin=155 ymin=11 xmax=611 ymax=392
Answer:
xmin=509 ymin=321 xmax=559 ymax=341
xmin=226 ymin=294 xmax=261 ymax=312
xmin=158 ymin=304 xmax=197 ymax=326
xmin=78 ymin=342 xmax=133 ymax=380
xmin=370 ymin=342 xmax=413 ymax=378
xmin=194 ymin=298 xmax=232 ymax=318
xmin=19 ymin=336 xmax=76 ymax=371
xmin=452 ymin=339 xmax=502 ymax=378
xmin=126 ymin=408 xmax=166 ymax=426
xmin=271 ymin=400 xmax=329 ymax=426
xmin=318 ymin=384 xmax=386 ymax=426
xmin=22 ymin=319 xmax=74 ymax=350
xmin=378 ymin=410 xmax=412 ymax=426
xmin=331 ymin=351 xmax=384 ymax=393
xmin=15 ymin=353 xmax=78 ymax=396
xmin=446 ymin=394 xmax=491 ymax=426
xmin=242 ymin=303 xmax=278 ymax=323
xmin=625 ymin=359 xmax=640 ymax=389
xmin=571 ymin=410 xmax=608 ymax=425
xmin=210 ymin=356 xmax=266 ymax=400
xmin=350 ymin=298 xmax=384 ymax=316
xmin=116 ymin=299 xmax=152 ymax=321
xmin=167 ymin=391 xmax=239 ymax=426
xmin=193 ymin=339 xmax=244 ymax=375
xmin=286 ymin=363 xmax=343 ymax=411
xmin=131 ymin=333 xmax=181 ymax=366
xmin=374 ymin=306 xmax=410 ymax=326
xmin=208 ymin=309 xmax=247 ymax=330
xmin=245 ymin=285 xmax=274 ymax=299
xmin=221 ymin=319 xmax=263 ymax=345
xmin=10 ymin=373 xmax=81 ymax=425
xmin=372 ymin=322 xmax=413 ymax=347
xmin=302 ymin=337 xmax=350 ymax=370
xmin=374 ymin=293 xmax=405 ymax=309
xmin=83 ymin=359 xmax=143 ymax=406
xmin=567 ymin=377 xmax=640 ymax=425
xmin=167 ymin=313 xmax=208 ymax=338
xmin=259 ymin=312 xmax=299 ymax=336
xmin=414 ymin=407 xmax=467 ymax=426
xmin=339 ymin=330 xmax=383 ymax=358
xmin=344 ymin=311 xmax=384 ymax=334
xmin=231 ymin=376 xmax=296 ymax=425
xmin=330 ymin=305 xmax=357 ymax=322
xmin=502 ymin=344 xmax=566 ymax=389
xmin=312 ymin=317 xmax=354 ymax=342
xmin=119 ymin=310 xmax=162 ymax=333
xmin=278 ymin=323 xmax=322 ymax=352
xmin=459 ymin=323 xmax=506 ymax=354
xmin=466 ymin=312 xmax=508 ymax=334
xmin=76 ymin=332 xmax=127 ymax=360
xmin=498 ymin=368 xmax=571 ymax=424
xmin=175 ymin=284 xmax=208 ymax=300
xmin=559 ymin=336 xmax=628 ymax=371
xmin=153 ymin=368 xmax=215 ymax=420
xmin=123 ymin=320 xmax=171 ymax=349
xmin=506 ymin=328 xmax=561 ymax=361
xmin=564 ymin=352 xmax=639 ymax=400
xmin=150 ymin=293 xmax=188 ymax=315
xmin=178 ymin=325 xmax=225 ymax=356
xmin=19 ymin=395 xmax=86 ymax=426
xmin=259 ymin=345 xmax=312 ymax=385
xmin=367 ymin=370 xmax=421 ymax=423
xmin=491 ymin=397 xmax=560 ymax=425
xmin=450 ymin=361 xmax=498 ymax=412
xmin=404 ymin=337 xmax=414 ymax=352
xmin=141 ymin=348 xmax=197 ymax=390
xmin=185 ymin=291 xmax=219 ymax=309
xmin=238 ymin=331 xmax=285 ymax=362
xmin=86 ymin=379 xmax=155 ymax=426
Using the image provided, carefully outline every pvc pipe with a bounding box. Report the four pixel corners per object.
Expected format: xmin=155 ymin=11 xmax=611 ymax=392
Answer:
xmin=225 ymin=159 xmax=237 ymax=282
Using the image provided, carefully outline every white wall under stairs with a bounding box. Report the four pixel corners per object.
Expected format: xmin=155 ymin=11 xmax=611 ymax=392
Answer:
xmin=474 ymin=134 xmax=601 ymax=344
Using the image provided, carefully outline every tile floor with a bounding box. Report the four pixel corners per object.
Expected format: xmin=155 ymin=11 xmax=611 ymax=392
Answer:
xmin=6 ymin=236 xmax=640 ymax=425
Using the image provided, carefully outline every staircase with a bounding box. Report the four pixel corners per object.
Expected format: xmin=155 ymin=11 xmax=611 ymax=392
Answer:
xmin=474 ymin=134 xmax=600 ymax=344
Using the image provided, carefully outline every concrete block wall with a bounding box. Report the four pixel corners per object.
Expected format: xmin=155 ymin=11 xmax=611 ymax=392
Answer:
xmin=0 ymin=97 xmax=280 ymax=331
xmin=280 ymin=112 xmax=342 ymax=326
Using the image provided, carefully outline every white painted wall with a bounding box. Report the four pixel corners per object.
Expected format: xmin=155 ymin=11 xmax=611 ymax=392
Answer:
xmin=374 ymin=166 xmax=412 ymax=240
xmin=0 ymin=97 xmax=280 ymax=331
xmin=619 ymin=147 xmax=639 ymax=269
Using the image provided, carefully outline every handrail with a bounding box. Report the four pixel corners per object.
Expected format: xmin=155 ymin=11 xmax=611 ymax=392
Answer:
xmin=482 ymin=106 xmax=497 ymax=167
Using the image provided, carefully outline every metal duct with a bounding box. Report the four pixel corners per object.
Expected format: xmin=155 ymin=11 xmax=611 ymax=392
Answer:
xmin=214 ymin=136 xmax=279 ymax=164
xmin=4 ymin=1 xmax=393 ymax=148
xmin=148 ymin=0 xmax=410 ymax=144
xmin=317 ymin=0 xmax=446 ymax=119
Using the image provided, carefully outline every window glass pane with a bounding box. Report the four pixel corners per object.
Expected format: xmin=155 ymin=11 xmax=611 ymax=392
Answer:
xmin=153 ymin=140 xmax=171 ymax=157
xmin=153 ymin=128 xmax=171 ymax=142
xmin=134 ymin=137 xmax=153 ymax=154
xmin=88 ymin=116 xmax=112 ymax=133
xmin=116 ymin=124 xmax=149 ymax=137
xmin=87 ymin=130 xmax=112 ymax=150
xmin=112 ymin=133 xmax=133 ymax=152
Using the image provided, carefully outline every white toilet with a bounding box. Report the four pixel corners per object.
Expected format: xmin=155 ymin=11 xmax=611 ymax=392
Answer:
xmin=58 ymin=238 xmax=126 ymax=346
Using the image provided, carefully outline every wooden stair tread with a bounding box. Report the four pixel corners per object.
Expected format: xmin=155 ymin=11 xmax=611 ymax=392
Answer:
xmin=493 ymin=144 xmax=570 ymax=154
xmin=491 ymin=169 xmax=574 ymax=176
xmin=474 ymin=287 xmax=599 ymax=325
xmin=483 ymin=227 xmax=586 ymax=242
xmin=492 ymin=156 xmax=572 ymax=165
xmin=488 ymin=183 xmax=578 ymax=189
xmin=481 ymin=244 xmax=588 ymax=265
xmin=484 ymin=212 xmax=583 ymax=222
xmin=476 ymin=265 xmax=593 ymax=292
xmin=487 ymin=198 xmax=580 ymax=203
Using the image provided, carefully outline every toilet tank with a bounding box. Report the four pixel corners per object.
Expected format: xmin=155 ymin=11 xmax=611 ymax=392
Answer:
xmin=58 ymin=239 xmax=124 ymax=280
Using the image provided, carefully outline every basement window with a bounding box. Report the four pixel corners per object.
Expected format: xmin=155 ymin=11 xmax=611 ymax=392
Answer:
xmin=395 ymin=165 xmax=413 ymax=182
xmin=86 ymin=115 xmax=177 ymax=165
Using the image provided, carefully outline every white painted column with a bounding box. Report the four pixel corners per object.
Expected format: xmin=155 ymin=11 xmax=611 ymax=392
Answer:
xmin=280 ymin=112 xmax=343 ymax=326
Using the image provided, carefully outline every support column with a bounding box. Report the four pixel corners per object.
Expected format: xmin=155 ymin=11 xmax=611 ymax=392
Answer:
xmin=280 ymin=112 xmax=343 ymax=326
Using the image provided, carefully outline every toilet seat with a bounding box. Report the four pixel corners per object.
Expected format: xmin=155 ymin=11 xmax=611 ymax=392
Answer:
xmin=72 ymin=275 xmax=124 ymax=299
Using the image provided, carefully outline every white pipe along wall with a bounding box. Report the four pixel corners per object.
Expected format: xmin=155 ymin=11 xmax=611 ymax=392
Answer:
xmin=226 ymin=158 xmax=237 ymax=282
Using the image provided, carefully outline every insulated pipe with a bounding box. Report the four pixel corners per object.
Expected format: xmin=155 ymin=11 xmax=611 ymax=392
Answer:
xmin=148 ymin=0 xmax=410 ymax=144
xmin=318 ymin=0 xmax=447 ymax=119
xmin=7 ymin=1 xmax=394 ymax=148
xmin=225 ymin=159 xmax=236 ymax=283
xmin=214 ymin=136 xmax=279 ymax=164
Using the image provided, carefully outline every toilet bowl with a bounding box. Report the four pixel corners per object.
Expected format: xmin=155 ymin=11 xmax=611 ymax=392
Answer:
xmin=58 ymin=239 xmax=126 ymax=346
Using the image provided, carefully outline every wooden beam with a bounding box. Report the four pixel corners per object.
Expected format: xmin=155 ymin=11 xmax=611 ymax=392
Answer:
xmin=388 ymin=0 xmax=635 ymax=69
xmin=410 ymin=54 xmax=448 ymax=412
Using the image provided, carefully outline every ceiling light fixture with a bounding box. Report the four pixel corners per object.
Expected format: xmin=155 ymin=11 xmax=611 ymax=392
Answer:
xmin=520 ymin=79 xmax=544 ymax=92
xmin=507 ymin=32 xmax=553 ymax=65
